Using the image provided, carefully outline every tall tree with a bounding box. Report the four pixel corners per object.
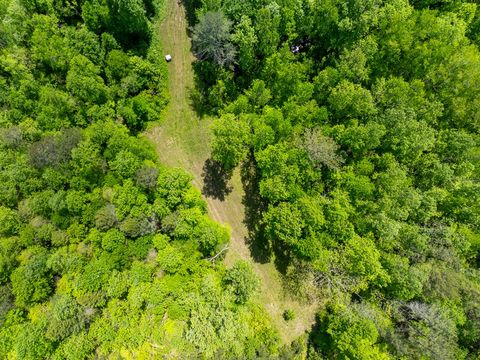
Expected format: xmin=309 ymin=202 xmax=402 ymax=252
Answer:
xmin=192 ymin=11 xmax=236 ymax=67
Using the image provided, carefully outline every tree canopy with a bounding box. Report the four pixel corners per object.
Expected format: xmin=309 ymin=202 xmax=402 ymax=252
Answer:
xmin=201 ymin=0 xmax=480 ymax=358
xmin=2 ymin=0 xmax=480 ymax=358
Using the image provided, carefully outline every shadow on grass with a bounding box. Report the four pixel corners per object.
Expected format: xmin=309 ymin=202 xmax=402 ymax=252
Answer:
xmin=186 ymin=82 xmax=211 ymax=118
xmin=240 ymin=154 xmax=296 ymax=274
xmin=201 ymin=158 xmax=233 ymax=201
xmin=241 ymin=154 xmax=273 ymax=264
xmin=179 ymin=0 xmax=198 ymax=28
xmin=188 ymin=61 xmax=223 ymax=118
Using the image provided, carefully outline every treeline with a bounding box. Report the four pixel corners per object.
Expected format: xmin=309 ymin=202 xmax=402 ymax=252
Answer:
xmin=195 ymin=0 xmax=480 ymax=358
xmin=0 ymin=0 xmax=167 ymax=134
xmin=0 ymin=0 xmax=294 ymax=358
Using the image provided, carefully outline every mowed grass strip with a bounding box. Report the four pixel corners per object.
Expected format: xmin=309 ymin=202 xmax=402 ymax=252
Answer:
xmin=144 ymin=0 xmax=318 ymax=344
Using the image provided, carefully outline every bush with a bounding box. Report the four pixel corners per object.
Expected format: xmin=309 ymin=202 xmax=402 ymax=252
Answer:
xmin=0 ymin=206 xmax=20 ymax=236
xmin=283 ymin=309 xmax=295 ymax=321
xmin=225 ymin=260 xmax=259 ymax=304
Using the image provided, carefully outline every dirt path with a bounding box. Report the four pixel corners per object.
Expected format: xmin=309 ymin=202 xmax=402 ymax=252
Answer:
xmin=145 ymin=0 xmax=317 ymax=343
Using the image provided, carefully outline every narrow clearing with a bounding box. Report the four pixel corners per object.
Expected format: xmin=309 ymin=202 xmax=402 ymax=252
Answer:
xmin=145 ymin=0 xmax=317 ymax=343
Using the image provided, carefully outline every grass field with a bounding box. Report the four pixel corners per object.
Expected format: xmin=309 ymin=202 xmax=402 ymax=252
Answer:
xmin=145 ymin=0 xmax=318 ymax=344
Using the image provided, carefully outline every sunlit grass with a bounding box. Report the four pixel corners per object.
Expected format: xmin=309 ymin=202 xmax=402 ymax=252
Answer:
xmin=144 ymin=0 xmax=318 ymax=344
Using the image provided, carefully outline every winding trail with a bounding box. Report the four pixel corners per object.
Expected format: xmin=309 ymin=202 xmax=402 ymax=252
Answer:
xmin=145 ymin=0 xmax=317 ymax=343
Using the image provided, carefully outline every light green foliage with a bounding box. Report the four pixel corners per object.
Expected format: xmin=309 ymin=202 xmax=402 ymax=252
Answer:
xmin=321 ymin=305 xmax=391 ymax=360
xmin=101 ymin=228 xmax=125 ymax=251
xmin=328 ymin=80 xmax=376 ymax=119
xmin=156 ymin=243 xmax=184 ymax=273
xmin=255 ymin=4 xmax=281 ymax=57
xmin=0 ymin=2 xmax=283 ymax=359
xmin=0 ymin=240 xmax=20 ymax=291
xmin=29 ymin=14 xmax=71 ymax=72
xmin=211 ymin=114 xmax=250 ymax=170
xmin=11 ymin=247 xmax=51 ymax=308
xmin=225 ymin=260 xmax=259 ymax=304
xmin=66 ymin=55 xmax=109 ymax=105
xmin=256 ymin=142 xmax=316 ymax=202
xmin=112 ymin=179 xmax=150 ymax=220
xmin=196 ymin=217 xmax=229 ymax=256
xmin=109 ymin=150 xmax=143 ymax=179
xmin=232 ymin=15 xmax=257 ymax=74
xmin=336 ymin=120 xmax=386 ymax=157
xmin=156 ymin=167 xmax=195 ymax=209
xmin=0 ymin=206 xmax=19 ymax=236
xmin=76 ymin=256 xmax=114 ymax=294
xmin=0 ymin=4 xmax=277 ymax=348
xmin=245 ymin=80 xmax=271 ymax=110
xmin=2 ymin=0 xmax=480 ymax=357
xmin=184 ymin=272 xmax=276 ymax=357
xmin=204 ymin=0 xmax=480 ymax=357
xmin=36 ymin=86 xmax=77 ymax=129
xmin=342 ymin=236 xmax=390 ymax=291
xmin=14 ymin=321 xmax=53 ymax=360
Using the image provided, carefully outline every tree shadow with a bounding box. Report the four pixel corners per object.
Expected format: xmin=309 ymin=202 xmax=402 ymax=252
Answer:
xmin=176 ymin=0 xmax=234 ymax=118
xmin=273 ymin=246 xmax=296 ymax=276
xmin=240 ymin=154 xmax=296 ymax=275
xmin=179 ymin=0 xmax=198 ymax=28
xmin=241 ymin=153 xmax=273 ymax=264
xmin=188 ymin=60 xmax=224 ymax=118
xmin=201 ymin=158 xmax=233 ymax=201
xmin=186 ymin=81 xmax=211 ymax=118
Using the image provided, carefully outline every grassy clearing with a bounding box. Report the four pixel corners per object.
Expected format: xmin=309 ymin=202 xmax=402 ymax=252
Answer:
xmin=145 ymin=0 xmax=318 ymax=344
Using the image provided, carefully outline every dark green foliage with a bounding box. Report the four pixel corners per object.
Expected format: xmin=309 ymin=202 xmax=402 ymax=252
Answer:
xmin=119 ymin=215 xmax=154 ymax=238
xmin=106 ymin=0 xmax=152 ymax=49
xmin=135 ymin=165 xmax=159 ymax=190
xmin=388 ymin=301 xmax=461 ymax=360
xmin=28 ymin=129 xmax=83 ymax=169
xmin=0 ymin=286 xmax=14 ymax=326
xmin=95 ymin=204 xmax=117 ymax=231
xmin=283 ymin=309 xmax=295 ymax=321
xmin=192 ymin=11 xmax=236 ymax=67
xmin=45 ymin=295 xmax=86 ymax=342
xmin=66 ymin=55 xmax=109 ymax=105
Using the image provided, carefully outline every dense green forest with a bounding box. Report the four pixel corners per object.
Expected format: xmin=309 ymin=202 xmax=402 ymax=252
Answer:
xmin=1 ymin=0 xmax=480 ymax=358
xmin=198 ymin=0 xmax=480 ymax=358
xmin=0 ymin=0 xmax=283 ymax=358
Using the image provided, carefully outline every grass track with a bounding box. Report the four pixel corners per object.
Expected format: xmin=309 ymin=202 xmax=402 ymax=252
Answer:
xmin=145 ymin=0 xmax=318 ymax=344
